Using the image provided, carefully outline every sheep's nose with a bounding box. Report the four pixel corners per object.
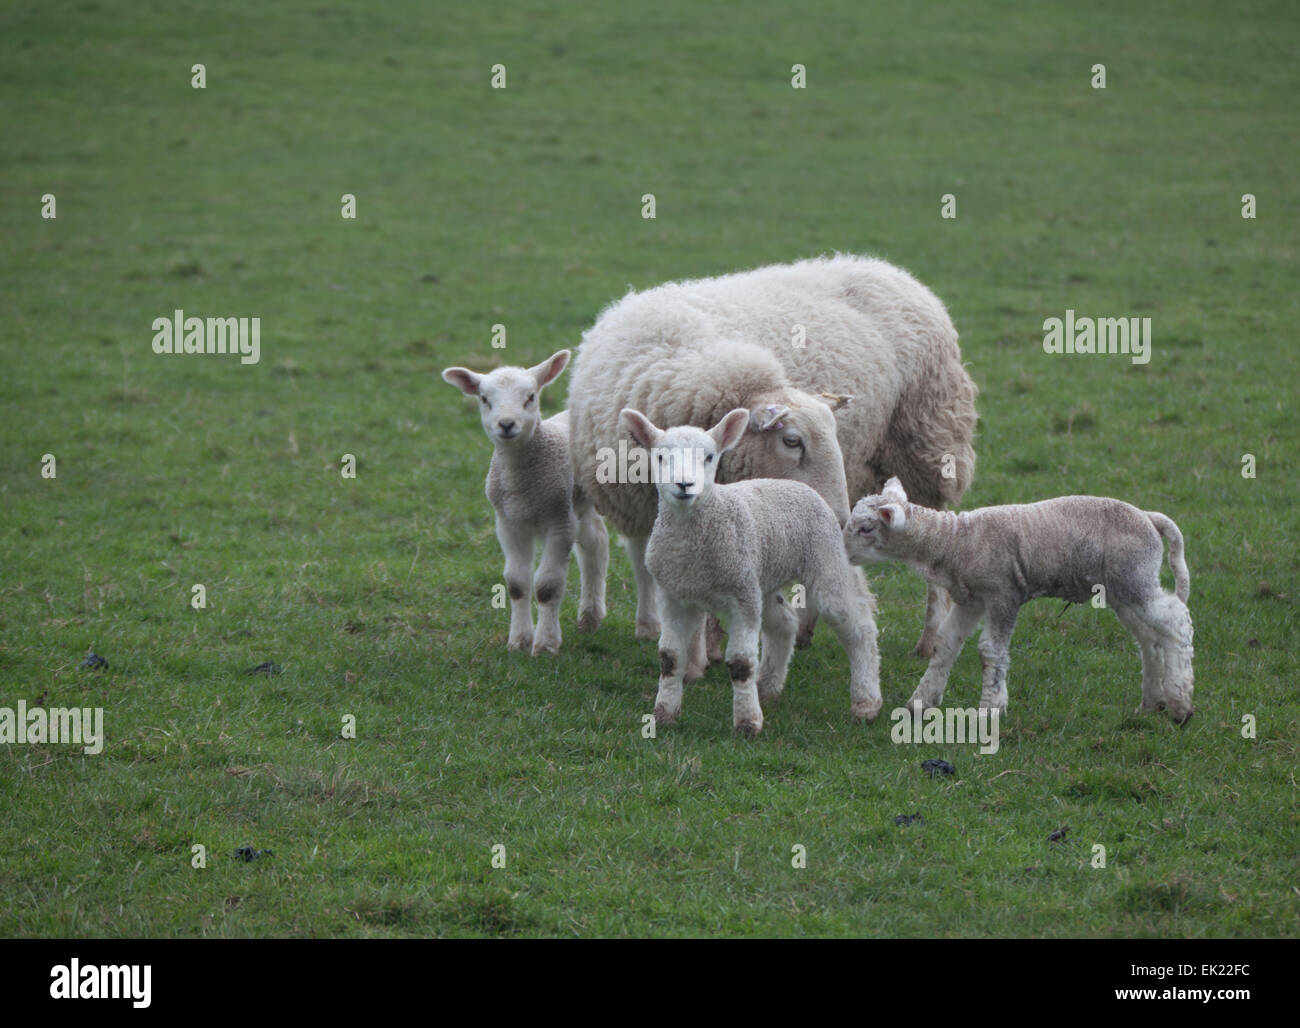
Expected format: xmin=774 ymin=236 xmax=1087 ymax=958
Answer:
xmin=498 ymin=419 xmax=516 ymax=432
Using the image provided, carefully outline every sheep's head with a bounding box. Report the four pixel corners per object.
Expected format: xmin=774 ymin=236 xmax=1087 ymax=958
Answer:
xmin=441 ymin=350 xmax=570 ymax=446
xmin=729 ymin=389 xmax=852 ymax=526
xmin=620 ymin=407 xmax=749 ymax=512
xmin=844 ymin=477 xmax=909 ymax=565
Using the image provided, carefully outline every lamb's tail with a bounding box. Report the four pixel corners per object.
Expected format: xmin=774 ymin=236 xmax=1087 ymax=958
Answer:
xmin=1147 ymin=511 xmax=1190 ymax=602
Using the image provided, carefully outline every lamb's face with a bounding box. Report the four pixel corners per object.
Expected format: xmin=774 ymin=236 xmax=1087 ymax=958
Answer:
xmin=844 ymin=478 xmax=909 ymax=565
xmin=620 ymin=407 xmax=750 ymax=513
xmin=739 ymin=392 xmax=851 ymax=525
xmin=651 ymin=425 xmax=722 ymax=510
xmin=441 ymin=350 xmax=570 ymax=447
xmin=471 ymin=368 xmax=544 ymax=444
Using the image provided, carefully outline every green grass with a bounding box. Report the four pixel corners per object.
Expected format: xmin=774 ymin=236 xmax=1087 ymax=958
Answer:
xmin=0 ymin=0 xmax=1296 ymax=937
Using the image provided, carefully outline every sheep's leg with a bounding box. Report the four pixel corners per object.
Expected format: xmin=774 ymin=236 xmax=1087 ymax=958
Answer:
xmin=818 ymin=573 xmax=882 ymax=722
xmin=684 ymin=614 xmax=709 ymax=682
xmin=1113 ymin=602 xmax=1165 ymax=714
xmin=705 ymin=615 xmax=726 ymax=664
xmin=757 ymin=592 xmax=798 ymax=703
xmin=623 ymin=535 xmax=660 ymax=640
xmin=653 ymin=599 xmax=697 ymax=726
xmin=1134 ymin=593 xmax=1195 ymax=724
xmin=794 ymin=593 xmax=817 ymax=649
xmin=574 ymin=508 xmax=608 ymax=633
xmin=724 ymin=594 xmax=764 ymax=737
xmin=496 ymin=517 xmax=536 ymax=653
xmin=907 ymin=602 xmax=982 ymax=714
xmin=531 ymin=523 xmax=573 ymax=656
xmin=976 ymin=603 xmax=1019 ymax=713
xmin=914 ymin=583 xmax=952 ymax=659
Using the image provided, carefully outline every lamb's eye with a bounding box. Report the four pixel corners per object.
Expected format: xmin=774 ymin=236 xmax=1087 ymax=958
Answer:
xmin=480 ymin=396 xmax=490 ymax=406
xmin=705 ymin=454 xmax=714 ymax=464
xmin=782 ymin=434 xmax=802 ymax=449
xmin=526 ymin=393 xmax=535 ymax=405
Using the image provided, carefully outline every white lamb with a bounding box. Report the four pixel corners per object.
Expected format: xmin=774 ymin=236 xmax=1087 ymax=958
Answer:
xmin=621 ymin=407 xmax=881 ymax=737
xmin=844 ymin=478 xmax=1194 ymax=723
xmin=442 ymin=350 xmax=608 ymax=656
xmin=568 ymin=254 xmax=978 ymax=659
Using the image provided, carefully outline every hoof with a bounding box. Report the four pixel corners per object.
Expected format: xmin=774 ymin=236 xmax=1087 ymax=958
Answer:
xmin=913 ymin=637 xmax=937 ymax=659
xmin=684 ymin=663 xmax=707 ymax=684
xmin=653 ymin=704 xmax=679 ymax=726
xmin=1169 ymin=707 xmax=1194 ymax=726
xmin=577 ymin=610 xmax=603 ymax=633
xmin=531 ymin=633 xmax=561 ymax=656
xmin=508 ymin=635 xmax=533 ymax=653
xmin=635 ymin=621 xmax=661 ymax=641
xmin=733 ymin=719 xmax=763 ymax=739
xmin=851 ymin=697 xmax=883 ymax=723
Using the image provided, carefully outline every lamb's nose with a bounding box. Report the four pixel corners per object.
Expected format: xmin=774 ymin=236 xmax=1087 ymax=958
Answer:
xmin=498 ymin=419 xmax=516 ymax=432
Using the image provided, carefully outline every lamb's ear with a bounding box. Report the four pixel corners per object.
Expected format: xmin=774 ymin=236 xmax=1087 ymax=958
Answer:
xmin=881 ymin=476 xmax=908 ymax=503
xmin=528 ymin=349 xmax=570 ymax=389
xmin=620 ymin=408 xmax=662 ymax=449
xmin=877 ymin=503 xmax=907 ymax=531
xmin=820 ymin=393 xmax=854 ymax=411
xmin=442 ymin=367 xmax=481 ymax=396
xmin=710 ymin=408 xmax=750 ymax=453
xmin=749 ymin=404 xmax=792 ymax=432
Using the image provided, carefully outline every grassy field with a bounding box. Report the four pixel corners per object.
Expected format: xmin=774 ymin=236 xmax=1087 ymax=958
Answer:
xmin=0 ymin=0 xmax=1296 ymax=937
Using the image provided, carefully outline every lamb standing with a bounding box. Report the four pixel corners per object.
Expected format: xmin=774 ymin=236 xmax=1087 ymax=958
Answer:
xmin=442 ymin=350 xmax=608 ymax=655
xmin=568 ymin=254 xmax=977 ymax=658
xmin=843 ymin=478 xmax=1194 ymax=723
xmin=621 ymin=407 xmax=881 ymax=737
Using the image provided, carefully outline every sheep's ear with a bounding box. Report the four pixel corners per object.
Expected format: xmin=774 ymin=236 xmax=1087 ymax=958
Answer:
xmin=528 ymin=349 xmax=570 ymax=389
xmin=881 ymin=477 xmax=908 ymax=502
xmin=620 ymin=408 xmax=662 ymax=449
xmin=749 ymin=404 xmax=791 ymax=432
xmin=711 ymin=408 xmax=750 ymax=453
xmin=442 ymin=367 xmax=481 ymax=396
xmin=820 ymin=392 xmax=854 ymax=411
xmin=877 ymin=503 xmax=906 ymax=531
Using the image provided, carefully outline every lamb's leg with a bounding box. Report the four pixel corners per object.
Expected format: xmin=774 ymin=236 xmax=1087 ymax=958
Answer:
xmin=907 ymin=602 xmax=982 ymax=714
xmin=1113 ymin=602 xmax=1165 ymax=714
xmin=976 ymin=603 xmax=1019 ymax=713
xmin=623 ymin=535 xmax=660 ymax=640
xmin=574 ymin=507 xmax=608 ymax=633
xmin=1135 ymin=593 xmax=1195 ymax=724
xmin=914 ymin=583 xmax=952 ymax=659
xmin=757 ymin=592 xmax=799 ymax=703
xmin=818 ymin=572 xmax=882 ymax=722
xmin=496 ymin=518 xmax=536 ymax=653
xmin=531 ymin=523 xmax=573 ymax=656
xmin=653 ymin=599 xmax=697 ymax=727
xmin=684 ymin=614 xmax=709 ymax=682
xmin=794 ymin=600 xmax=818 ymax=649
xmin=723 ymin=595 xmax=764 ymax=737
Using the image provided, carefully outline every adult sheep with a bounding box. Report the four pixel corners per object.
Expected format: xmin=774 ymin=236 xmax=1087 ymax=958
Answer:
xmin=568 ymin=254 xmax=977 ymax=657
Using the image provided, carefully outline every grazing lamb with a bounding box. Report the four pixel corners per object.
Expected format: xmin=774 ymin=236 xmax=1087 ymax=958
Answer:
xmin=442 ymin=350 xmax=608 ymax=655
xmin=843 ymin=478 xmax=1194 ymax=723
xmin=568 ymin=254 xmax=977 ymax=658
xmin=621 ymin=407 xmax=881 ymax=737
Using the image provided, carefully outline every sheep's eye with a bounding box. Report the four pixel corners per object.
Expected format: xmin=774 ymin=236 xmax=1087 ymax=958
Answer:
xmin=782 ymin=434 xmax=802 ymax=449
xmin=526 ymin=393 xmax=535 ymax=405
xmin=480 ymin=396 xmax=490 ymax=406
xmin=705 ymin=454 xmax=714 ymax=464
